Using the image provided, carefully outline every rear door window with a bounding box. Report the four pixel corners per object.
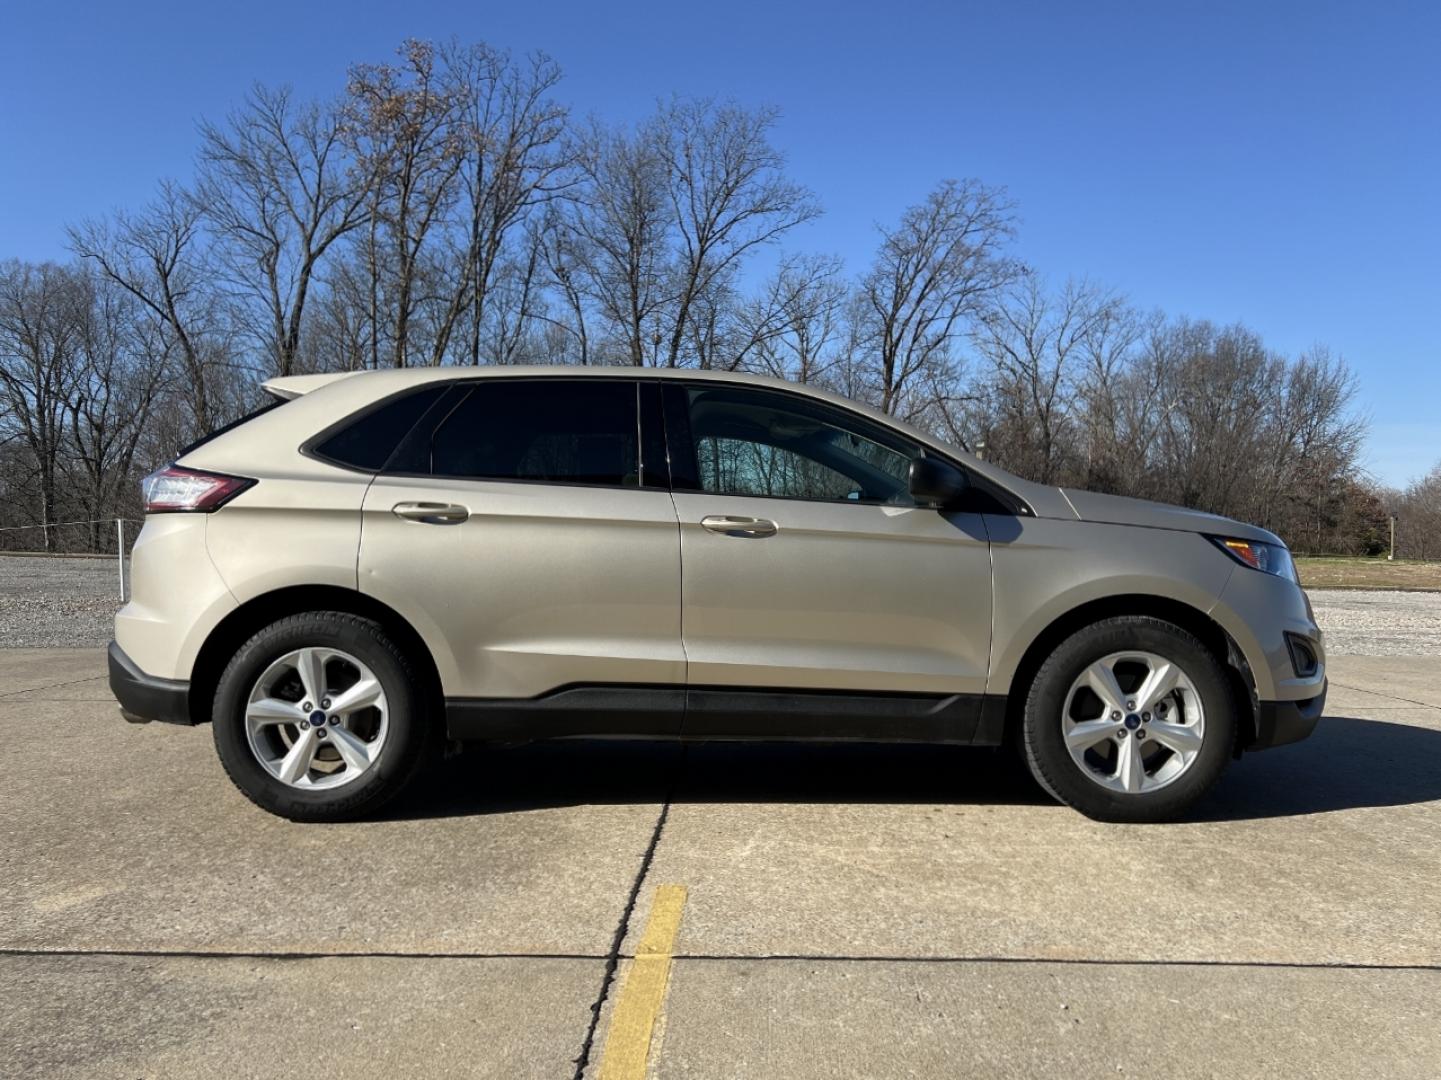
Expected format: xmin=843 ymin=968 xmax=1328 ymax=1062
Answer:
xmin=428 ymin=380 xmax=641 ymax=487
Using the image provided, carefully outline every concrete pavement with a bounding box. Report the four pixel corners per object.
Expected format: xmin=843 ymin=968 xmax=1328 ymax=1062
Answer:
xmin=3 ymin=953 xmax=594 ymax=1080
xmin=2 ymin=648 xmax=1438 ymax=1078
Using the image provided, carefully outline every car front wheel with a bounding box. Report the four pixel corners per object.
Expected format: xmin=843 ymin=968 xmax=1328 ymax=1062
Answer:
xmin=1021 ymin=616 xmax=1237 ymax=823
xmin=212 ymin=612 xmax=435 ymax=822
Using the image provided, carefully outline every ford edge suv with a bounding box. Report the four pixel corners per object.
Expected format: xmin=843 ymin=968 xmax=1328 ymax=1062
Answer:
xmin=109 ymin=367 xmax=1326 ymax=822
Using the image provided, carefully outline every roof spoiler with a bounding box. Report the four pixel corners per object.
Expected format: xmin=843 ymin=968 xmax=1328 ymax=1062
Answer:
xmin=261 ymin=372 xmax=360 ymax=401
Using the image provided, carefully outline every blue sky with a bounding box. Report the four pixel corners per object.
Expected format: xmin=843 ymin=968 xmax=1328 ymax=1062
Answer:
xmin=2 ymin=1 xmax=1437 ymax=486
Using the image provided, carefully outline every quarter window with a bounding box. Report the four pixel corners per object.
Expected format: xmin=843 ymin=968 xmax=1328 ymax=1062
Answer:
xmin=429 ymin=380 xmax=640 ymax=487
xmin=684 ymin=386 xmax=920 ymax=504
xmin=310 ymin=386 xmax=445 ymax=472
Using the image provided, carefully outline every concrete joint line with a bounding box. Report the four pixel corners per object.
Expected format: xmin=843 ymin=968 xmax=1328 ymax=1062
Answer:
xmin=1330 ymin=681 xmax=1440 ymax=712
xmin=0 ymin=673 xmax=106 ymax=700
xmin=571 ymin=753 xmax=680 ymax=1080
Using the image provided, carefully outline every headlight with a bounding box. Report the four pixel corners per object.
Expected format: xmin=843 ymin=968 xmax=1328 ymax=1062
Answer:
xmin=1208 ymin=536 xmax=1297 ymax=583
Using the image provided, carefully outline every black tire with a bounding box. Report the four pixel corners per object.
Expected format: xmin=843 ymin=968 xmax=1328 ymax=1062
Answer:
xmin=1021 ymin=616 xmax=1236 ymax=823
xmin=212 ymin=612 xmax=436 ymax=822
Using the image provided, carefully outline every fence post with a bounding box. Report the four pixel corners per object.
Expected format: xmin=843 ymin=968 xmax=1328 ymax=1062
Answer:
xmin=117 ymin=518 xmax=125 ymax=602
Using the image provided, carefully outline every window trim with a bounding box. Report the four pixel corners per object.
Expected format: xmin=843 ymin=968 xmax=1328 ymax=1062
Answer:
xmin=660 ymin=382 xmax=701 ymax=491
xmin=639 ymin=380 xmax=670 ymax=489
xmin=301 ymin=372 xmax=1030 ymax=513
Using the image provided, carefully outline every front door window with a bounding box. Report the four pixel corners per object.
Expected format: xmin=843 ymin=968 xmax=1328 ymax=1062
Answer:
xmin=682 ymin=385 xmax=921 ymax=505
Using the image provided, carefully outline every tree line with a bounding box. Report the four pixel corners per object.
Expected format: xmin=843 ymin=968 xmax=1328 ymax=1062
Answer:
xmin=1 ymin=37 xmax=1426 ymax=555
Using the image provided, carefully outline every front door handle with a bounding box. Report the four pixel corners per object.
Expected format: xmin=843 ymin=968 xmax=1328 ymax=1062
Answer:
xmin=392 ymin=501 xmax=470 ymax=525
xmin=700 ymin=514 xmax=778 ymax=538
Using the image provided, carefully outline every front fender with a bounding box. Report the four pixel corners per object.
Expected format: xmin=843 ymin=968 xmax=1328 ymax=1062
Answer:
xmin=985 ymin=516 xmax=1236 ymax=695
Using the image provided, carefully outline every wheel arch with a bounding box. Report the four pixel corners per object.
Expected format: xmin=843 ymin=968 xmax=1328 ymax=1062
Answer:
xmin=998 ymin=593 xmax=1257 ymax=751
xmin=188 ymin=585 xmax=444 ymax=727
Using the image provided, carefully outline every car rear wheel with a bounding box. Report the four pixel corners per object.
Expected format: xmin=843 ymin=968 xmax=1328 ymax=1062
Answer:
xmin=212 ymin=612 xmax=435 ymax=821
xmin=1021 ymin=616 xmax=1236 ymax=823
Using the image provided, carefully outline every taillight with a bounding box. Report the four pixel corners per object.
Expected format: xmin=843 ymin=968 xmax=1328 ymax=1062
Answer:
xmin=142 ymin=465 xmax=254 ymax=513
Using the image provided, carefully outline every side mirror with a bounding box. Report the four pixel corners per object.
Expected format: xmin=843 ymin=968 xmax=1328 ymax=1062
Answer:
xmin=908 ymin=457 xmax=970 ymax=509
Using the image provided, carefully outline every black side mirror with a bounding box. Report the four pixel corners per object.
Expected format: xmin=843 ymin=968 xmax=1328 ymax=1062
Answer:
xmin=908 ymin=457 xmax=970 ymax=509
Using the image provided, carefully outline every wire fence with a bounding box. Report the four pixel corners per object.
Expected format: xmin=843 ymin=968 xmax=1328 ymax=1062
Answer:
xmin=0 ymin=518 xmax=141 ymax=601
xmin=0 ymin=518 xmax=143 ymax=553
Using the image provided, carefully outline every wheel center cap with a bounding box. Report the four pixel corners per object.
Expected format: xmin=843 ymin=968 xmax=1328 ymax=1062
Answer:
xmin=1124 ymin=714 xmax=1142 ymax=730
xmin=309 ymin=711 xmax=327 ymax=727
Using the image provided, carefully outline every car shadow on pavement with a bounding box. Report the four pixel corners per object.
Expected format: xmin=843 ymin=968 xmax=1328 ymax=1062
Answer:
xmin=386 ymin=739 xmax=1049 ymax=820
xmin=383 ymin=714 xmax=1441 ymax=822
xmin=1196 ymin=714 xmax=1441 ymax=821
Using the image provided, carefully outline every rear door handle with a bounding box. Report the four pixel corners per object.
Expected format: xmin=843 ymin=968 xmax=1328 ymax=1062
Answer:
xmin=392 ymin=501 xmax=470 ymax=525
xmin=700 ymin=515 xmax=778 ymax=538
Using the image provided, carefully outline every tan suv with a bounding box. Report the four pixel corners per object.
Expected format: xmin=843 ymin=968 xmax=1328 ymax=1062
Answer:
xmin=109 ymin=368 xmax=1326 ymax=822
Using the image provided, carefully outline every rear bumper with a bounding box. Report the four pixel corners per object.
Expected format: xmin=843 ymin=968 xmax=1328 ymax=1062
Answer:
xmin=108 ymin=640 xmax=193 ymax=725
xmin=1248 ymin=680 xmax=1326 ymax=750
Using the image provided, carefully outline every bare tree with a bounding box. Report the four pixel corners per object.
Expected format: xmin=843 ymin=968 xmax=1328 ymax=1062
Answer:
xmin=1261 ymin=348 xmax=1365 ymax=549
xmin=1153 ymin=322 xmax=1277 ymax=514
xmin=732 ymin=254 xmax=846 ymax=381
xmin=570 ymin=119 xmax=672 ymax=365
xmin=1396 ymin=463 xmax=1441 ymax=560
xmin=433 ymin=43 xmax=570 ymax=366
xmin=484 ymin=231 xmax=547 ymax=364
xmin=344 ymin=40 xmax=464 ymax=367
xmin=859 ymin=179 xmax=1018 ymax=418
xmin=534 ymin=207 xmax=592 ymax=364
xmin=0 ymin=261 xmax=84 ymax=548
xmin=69 ymin=182 xmax=219 ymax=430
xmin=1074 ymin=303 xmax=1150 ymax=491
xmin=304 ymin=253 xmax=376 ymax=371
xmin=973 ymin=277 xmax=1124 ymax=484
xmin=66 ymin=275 xmax=167 ymax=548
xmin=197 ymin=86 xmax=370 ymax=376
xmin=563 ymin=99 xmax=818 ymax=369
xmin=654 ymin=99 xmax=819 ymax=368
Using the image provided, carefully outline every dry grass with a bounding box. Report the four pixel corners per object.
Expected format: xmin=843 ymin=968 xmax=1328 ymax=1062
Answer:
xmin=1295 ymin=557 xmax=1441 ymax=591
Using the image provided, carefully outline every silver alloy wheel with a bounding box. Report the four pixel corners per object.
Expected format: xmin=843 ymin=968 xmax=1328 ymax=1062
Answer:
xmin=244 ymin=647 xmax=389 ymax=791
xmin=1061 ymin=650 xmax=1206 ymax=795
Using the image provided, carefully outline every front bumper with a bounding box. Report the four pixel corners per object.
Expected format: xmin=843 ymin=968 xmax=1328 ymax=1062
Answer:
xmin=1247 ymin=680 xmax=1326 ymax=750
xmin=108 ymin=640 xmax=193 ymax=725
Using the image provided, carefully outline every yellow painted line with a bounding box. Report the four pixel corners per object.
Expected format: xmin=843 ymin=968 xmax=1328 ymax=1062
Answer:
xmin=597 ymin=884 xmax=688 ymax=1080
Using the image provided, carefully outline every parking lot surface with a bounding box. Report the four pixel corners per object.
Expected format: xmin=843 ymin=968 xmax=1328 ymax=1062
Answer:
xmin=2 ymin=644 xmax=1439 ymax=1078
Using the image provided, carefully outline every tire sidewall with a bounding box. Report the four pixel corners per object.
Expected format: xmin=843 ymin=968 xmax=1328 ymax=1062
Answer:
xmin=212 ymin=613 xmax=427 ymax=820
xmin=1023 ymin=617 xmax=1236 ymax=822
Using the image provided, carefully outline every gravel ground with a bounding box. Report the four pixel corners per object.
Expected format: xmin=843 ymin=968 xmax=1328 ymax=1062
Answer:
xmin=1306 ymin=589 xmax=1441 ymax=657
xmin=0 ymin=556 xmax=128 ymax=648
xmin=1 ymin=554 xmax=1438 ymax=656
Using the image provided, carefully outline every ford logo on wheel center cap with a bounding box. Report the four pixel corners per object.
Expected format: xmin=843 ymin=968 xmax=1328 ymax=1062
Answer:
xmin=309 ymin=711 xmax=327 ymax=727
xmin=1124 ymin=714 xmax=1142 ymax=730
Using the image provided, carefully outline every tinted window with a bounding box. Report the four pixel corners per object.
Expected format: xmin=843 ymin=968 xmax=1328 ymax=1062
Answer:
xmin=685 ymin=386 xmax=920 ymax=503
xmin=430 ymin=380 xmax=640 ymax=486
xmin=312 ymin=386 xmax=445 ymax=471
